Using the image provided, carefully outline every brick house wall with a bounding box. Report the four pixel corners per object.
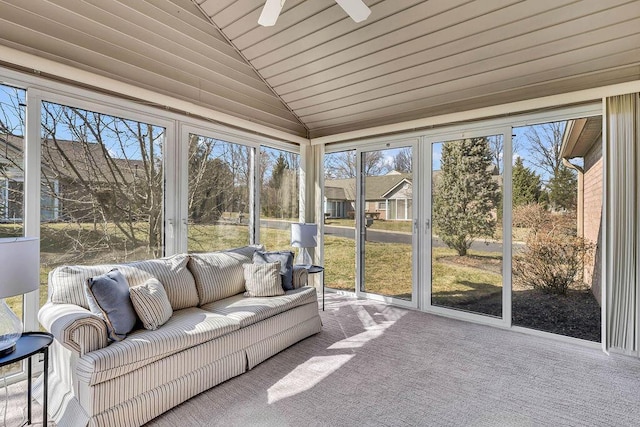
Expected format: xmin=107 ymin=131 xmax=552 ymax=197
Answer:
xmin=582 ymin=136 xmax=603 ymax=305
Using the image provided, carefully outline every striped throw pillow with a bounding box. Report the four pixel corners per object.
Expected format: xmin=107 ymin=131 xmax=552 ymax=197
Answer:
xmin=243 ymin=261 xmax=284 ymax=297
xmin=129 ymin=278 xmax=173 ymax=330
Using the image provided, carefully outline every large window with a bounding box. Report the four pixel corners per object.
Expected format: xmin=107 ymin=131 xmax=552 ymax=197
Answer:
xmin=259 ymin=146 xmax=299 ymax=251
xmin=323 ymin=150 xmax=356 ymax=292
xmin=187 ymin=134 xmax=252 ymax=252
xmin=361 ymin=146 xmax=415 ymax=302
xmin=322 ymin=106 xmax=602 ymax=343
xmin=430 ymin=134 xmax=504 ymax=318
xmin=39 ymin=101 xmax=166 ymax=311
xmin=511 ymin=119 xmax=601 ymax=341
xmin=1 ymin=71 xmax=305 ymax=385
xmin=0 ymin=83 xmax=25 ymax=377
xmin=0 ymin=84 xmax=25 ymax=236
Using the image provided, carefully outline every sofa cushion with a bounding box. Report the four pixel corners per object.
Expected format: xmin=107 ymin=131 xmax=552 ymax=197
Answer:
xmin=75 ymin=307 xmax=241 ymax=386
xmin=243 ymin=261 xmax=284 ymax=297
xmin=130 ymin=278 xmax=173 ymax=330
xmin=200 ymin=286 xmax=318 ymax=328
xmin=50 ymin=254 xmax=198 ymax=311
xmin=188 ymin=245 xmax=263 ymax=305
xmin=253 ymin=250 xmax=294 ymax=290
xmin=85 ymin=269 xmax=138 ymax=341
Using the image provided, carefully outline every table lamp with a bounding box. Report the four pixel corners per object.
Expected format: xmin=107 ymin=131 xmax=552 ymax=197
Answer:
xmin=0 ymin=237 xmax=39 ymax=357
xmin=290 ymin=223 xmax=317 ymax=267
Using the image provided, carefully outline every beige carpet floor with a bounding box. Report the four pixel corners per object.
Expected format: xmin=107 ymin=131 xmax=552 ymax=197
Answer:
xmin=4 ymin=294 xmax=640 ymax=426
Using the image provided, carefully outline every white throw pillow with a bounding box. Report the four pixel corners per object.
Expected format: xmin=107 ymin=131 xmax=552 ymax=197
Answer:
xmin=130 ymin=278 xmax=173 ymax=330
xmin=243 ymin=261 xmax=284 ymax=297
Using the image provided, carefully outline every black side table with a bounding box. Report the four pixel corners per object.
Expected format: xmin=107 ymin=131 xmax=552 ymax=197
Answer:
xmin=0 ymin=332 xmax=53 ymax=426
xmin=305 ymin=265 xmax=325 ymax=311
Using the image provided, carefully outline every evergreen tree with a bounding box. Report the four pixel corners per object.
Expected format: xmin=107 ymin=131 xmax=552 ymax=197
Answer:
xmin=433 ymin=138 xmax=499 ymax=256
xmin=548 ymin=165 xmax=577 ymax=211
xmin=512 ymin=156 xmax=542 ymax=206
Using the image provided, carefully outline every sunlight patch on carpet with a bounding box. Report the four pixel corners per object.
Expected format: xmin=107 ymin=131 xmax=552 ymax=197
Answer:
xmin=267 ymin=355 xmax=354 ymax=403
xmin=328 ymin=303 xmax=407 ymax=349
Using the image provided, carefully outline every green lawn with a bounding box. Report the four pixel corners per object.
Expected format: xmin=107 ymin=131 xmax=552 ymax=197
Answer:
xmin=324 ymin=232 xmax=502 ymax=305
xmin=2 ymin=221 xmax=503 ymax=323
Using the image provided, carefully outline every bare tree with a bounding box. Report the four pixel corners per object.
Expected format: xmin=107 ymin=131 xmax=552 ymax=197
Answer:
xmin=324 ymin=150 xmax=389 ymax=178
xmin=488 ymin=135 xmax=503 ymax=174
xmin=40 ymin=102 xmax=165 ymax=258
xmin=393 ymin=148 xmax=412 ymax=173
xmin=187 ymin=135 xmax=235 ymax=223
xmin=0 ymin=86 xmax=26 ymax=227
xmin=523 ymin=122 xmax=566 ymax=178
xmin=0 ymin=85 xmax=25 ymax=136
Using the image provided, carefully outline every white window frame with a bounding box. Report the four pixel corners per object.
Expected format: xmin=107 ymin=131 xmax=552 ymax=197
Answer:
xmin=1 ymin=64 xmax=307 ymax=383
xmin=323 ymin=102 xmax=603 ymax=346
xmin=355 ymin=138 xmax=421 ymax=310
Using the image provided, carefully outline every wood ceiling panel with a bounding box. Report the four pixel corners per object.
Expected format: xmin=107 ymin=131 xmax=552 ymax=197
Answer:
xmin=198 ymin=0 xmax=235 ymax=17
xmin=0 ymin=0 xmax=307 ymax=135
xmin=302 ymin=45 xmax=640 ymax=129
xmin=1 ymin=1 xmax=290 ymax=112
xmin=230 ymin=0 xmax=334 ymax=50
xmin=308 ymin=65 xmax=640 ymax=138
xmin=213 ymin=0 xmax=264 ymax=30
xmin=276 ymin=0 xmax=582 ymax=99
xmin=290 ymin=13 xmax=640 ymax=114
xmin=134 ymin=0 xmax=229 ymax=43
xmin=260 ymin=0 xmax=520 ymax=85
xmin=255 ymin=0 xmax=475 ymax=76
xmin=34 ymin=0 xmax=270 ymax=92
xmin=240 ymin=0 xmax=387 ymax=60
xmin=0 ymin=17 xmax=303 ymax=131
xmin=64 ymin=0 xmax=251 ymax=74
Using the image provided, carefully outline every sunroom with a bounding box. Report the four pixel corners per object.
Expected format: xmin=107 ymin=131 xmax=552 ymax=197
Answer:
xmin=1 ymin=0 xmax=640 ymax=425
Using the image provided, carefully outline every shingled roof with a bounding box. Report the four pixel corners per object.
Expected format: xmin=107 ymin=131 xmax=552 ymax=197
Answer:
xmin=325 ymin=172 xmax=412 ymax=201
xmin=2 ymin=134 xmax=145 ymax=183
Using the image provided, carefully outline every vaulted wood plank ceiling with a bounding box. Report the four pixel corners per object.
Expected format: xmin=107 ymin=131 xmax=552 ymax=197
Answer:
xmin=198 ymin=0 xmax=640 ymax=138
xmin=0 ymin=0 xmax=307 ymax=136
xmin=0 ymin=0 xmax=639 ymax=141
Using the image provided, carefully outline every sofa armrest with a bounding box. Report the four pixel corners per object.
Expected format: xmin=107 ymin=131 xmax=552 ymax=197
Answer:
xmin=292 ymin=266 xmax=308 ymax=289
xmin=38 ymin=302 xmax=109 ymax=356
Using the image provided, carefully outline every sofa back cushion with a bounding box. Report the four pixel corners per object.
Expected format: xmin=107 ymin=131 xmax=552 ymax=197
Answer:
xmin=49 ymin=254 xmax=198 ymax=311
xmin=188 ymin=245 xmax=263 ymax=305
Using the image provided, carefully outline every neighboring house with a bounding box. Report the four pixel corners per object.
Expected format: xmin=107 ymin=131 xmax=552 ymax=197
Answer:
xmin=324 ymin=183 xmax=354 ymax=219
xmin=325 ymin=171 xmax=413 ymax=221
xmin=0 ymin=133 xmax=59 ymax=222
xmin=1 ymin=133 xmax=145 ymax=223
xmin=560 ymin=116 xmax=603 ymax=305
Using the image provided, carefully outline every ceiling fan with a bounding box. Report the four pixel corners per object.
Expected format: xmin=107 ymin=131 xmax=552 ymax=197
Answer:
xmin=258 ymin=0 xmax=371 ymax=26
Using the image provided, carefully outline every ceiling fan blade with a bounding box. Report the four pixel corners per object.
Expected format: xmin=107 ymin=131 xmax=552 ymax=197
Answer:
xmin=258 ymin=0 xmax=286 ymax=27
xmin=334 ymin=0 xmax=371 ymax=23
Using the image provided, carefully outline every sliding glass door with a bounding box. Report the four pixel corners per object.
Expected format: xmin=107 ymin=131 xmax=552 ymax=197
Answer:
xmin=357 ymin=142 xmax=418 ymax=306
xmin=428 ymin=132 xmax=506 ymax=321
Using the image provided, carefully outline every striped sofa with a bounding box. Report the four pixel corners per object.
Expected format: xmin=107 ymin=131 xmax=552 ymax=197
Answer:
xmin=36 ymin=245 xmax=322 ymax=427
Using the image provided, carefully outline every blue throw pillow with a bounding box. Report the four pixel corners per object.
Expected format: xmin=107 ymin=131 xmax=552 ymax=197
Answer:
xmin=253 ymin=250 xmax=294 ymax=291
xmin=85 ymin=269 xmax=138 ymax=341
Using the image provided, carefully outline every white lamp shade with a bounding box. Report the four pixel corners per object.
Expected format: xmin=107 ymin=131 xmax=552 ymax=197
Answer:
xmin=0 ymin=237 xmax=40 ymax=298
xmin=290 ymin=223 xmax=317 ymax=248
